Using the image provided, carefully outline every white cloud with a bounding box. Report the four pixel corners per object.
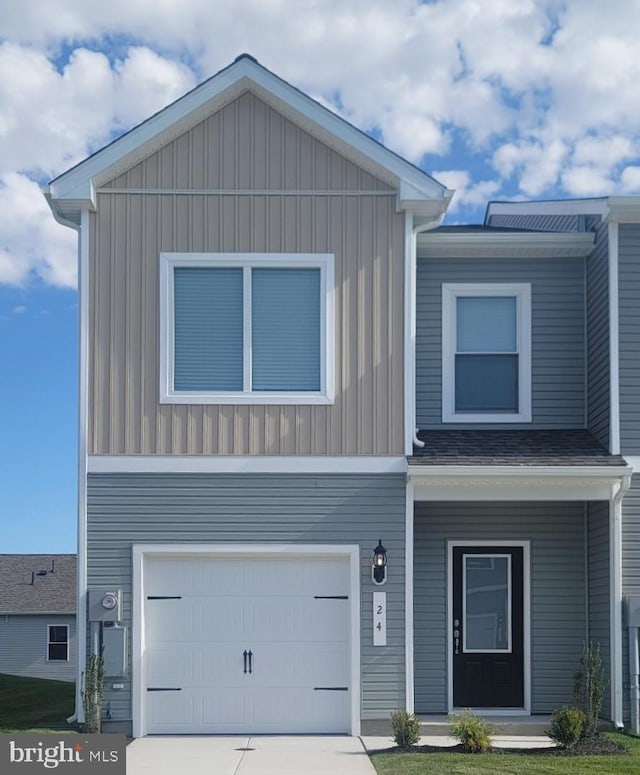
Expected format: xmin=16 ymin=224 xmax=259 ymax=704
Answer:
xmin=0 ymin=173 xmax=77 ymax=287
xmin=561 ymin=166 xmax=614 ymax=197
xmin=621 ymin=166 xmax=640 ymax=193
xmin=13 ymin=305 xmax=27 ymax=314
xmin=431 ymin=170 xmax=500 ymax=214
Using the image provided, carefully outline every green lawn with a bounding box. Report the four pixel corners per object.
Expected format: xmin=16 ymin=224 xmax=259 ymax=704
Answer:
xmin=0 ymin=673 xmax=75 ymax=731
xmin=370 ymin=733 xmax=640 ymax=774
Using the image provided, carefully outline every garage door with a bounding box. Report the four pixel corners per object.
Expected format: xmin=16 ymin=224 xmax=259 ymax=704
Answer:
xmin=143 ymin=554 xmax=351 ymax=734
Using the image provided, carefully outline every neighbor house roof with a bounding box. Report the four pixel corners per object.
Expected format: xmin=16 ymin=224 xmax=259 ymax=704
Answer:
xmin=409 ymin=429 xmax=627 ymax=467
xmin=45 ymin=53 xmax=452 ymax=225
xmin=0 ymin=554 xmax=77 ymax=614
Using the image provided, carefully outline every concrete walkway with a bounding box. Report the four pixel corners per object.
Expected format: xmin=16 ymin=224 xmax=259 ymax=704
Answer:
xmin=126 ymin=736 xmax=376 ymax=775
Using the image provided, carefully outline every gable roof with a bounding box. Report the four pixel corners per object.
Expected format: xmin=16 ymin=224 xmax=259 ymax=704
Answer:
xmin=45 ymin=54 xmax=451 ymax=225
xmin=0 ymin=554 xmax=76 ymax=614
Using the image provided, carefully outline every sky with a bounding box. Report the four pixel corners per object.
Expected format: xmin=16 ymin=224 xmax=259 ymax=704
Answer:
xmin=2 ymin=0 xmax=640 ymax=553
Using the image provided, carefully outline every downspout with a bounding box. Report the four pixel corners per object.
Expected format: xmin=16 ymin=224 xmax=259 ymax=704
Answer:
xmin=611 ymin=472 xmax=632 ymax=729
xmin=629 ymin=616 xmax=640 ymax=735
xmin=44 ymin=194 xmax=89 ymax=726
xmin=404 ymin=212 xmax=445 ymax=453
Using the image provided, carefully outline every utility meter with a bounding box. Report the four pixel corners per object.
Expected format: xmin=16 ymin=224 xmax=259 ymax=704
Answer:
xmin=88 ymin=589 xmax=122 ymax=622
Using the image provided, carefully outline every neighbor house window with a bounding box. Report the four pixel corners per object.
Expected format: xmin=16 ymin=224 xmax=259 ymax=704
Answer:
xmin=160 ymin=253 xmax=335 ymax=404
xmin=442 ymin=283 xmax=531 ymax=423
xmin=47 ymin=625 xmax=69 ymax=661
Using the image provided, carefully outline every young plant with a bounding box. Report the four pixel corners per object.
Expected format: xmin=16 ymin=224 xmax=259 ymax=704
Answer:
xmin=547 ymin=706 xmax=586 ymax=749
xmin=390 ymin=709 xmax=421 ymax=748
xmin=449 ymin=711 xmax=494 ymax=753
xmin=81 ymin=653 xmax=105 ymax=733
xmin=574 ymin=641 xmax=606 ymax=738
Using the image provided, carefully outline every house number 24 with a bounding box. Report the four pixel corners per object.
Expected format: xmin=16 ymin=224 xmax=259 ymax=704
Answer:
xmin=373 ymin=592 xmax=387 ymax=646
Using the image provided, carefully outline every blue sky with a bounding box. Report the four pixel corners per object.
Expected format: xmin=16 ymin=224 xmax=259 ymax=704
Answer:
xmin=2 ymin=0 xmax=640 ymax=552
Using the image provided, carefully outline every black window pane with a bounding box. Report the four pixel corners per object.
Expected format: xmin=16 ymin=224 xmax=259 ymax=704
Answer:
xmin=455 ymin=354 xmax=518 ymax=412
xmin=48 ymin=643 xmax=68 ymax=661
xmin=49 ymin=626 xmax=68 ymax=643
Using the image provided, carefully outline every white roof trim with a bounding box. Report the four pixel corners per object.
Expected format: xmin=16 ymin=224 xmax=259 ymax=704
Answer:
xmin=417 ymin=231 xmax=595 ymax=258
xmin=409 ymin=464 xmax=631 ymax=502
xmin=607 ymin=197 xmax=640 ymax=223
xmin=485 ymin=199 xmax=609 ymax=222
xmin=46 ymin=56 xmax=448 ymax=219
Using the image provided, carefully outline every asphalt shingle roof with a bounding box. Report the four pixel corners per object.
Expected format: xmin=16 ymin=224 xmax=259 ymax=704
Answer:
xmin=409 ymin=429 xmax=627 ymax=467
xmin=0 ymin=554 xmax=76 ymax=614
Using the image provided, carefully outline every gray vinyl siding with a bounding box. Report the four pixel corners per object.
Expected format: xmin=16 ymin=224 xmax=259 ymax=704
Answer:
xmin=0 ymin=614 xmax=76 ymax=682
xmin=619 ymin=224 xmax=640 ymax=454
xmin=587 ymin=217 xmax=610 ymax=448
xmin=487 ymin=213 xmax=582 ymax=231
xmin=415 ymin=257 xmax=586 ymax=429
xmin=587 ymin=501 xmax=611 ymax=718
xmin=413 ymin=501 xmax=586 ymax=714
xmin=623 ymin=474 xmax=640 ymax=723
xmin=90 ymin=91 xmax=405 ymax=456
xmin=87 ymin=473 xmax=406 ymax=727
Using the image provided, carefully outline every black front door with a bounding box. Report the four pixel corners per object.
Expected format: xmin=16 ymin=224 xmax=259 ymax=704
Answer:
xmin=452 ymin=545 xmax=524 ymax=708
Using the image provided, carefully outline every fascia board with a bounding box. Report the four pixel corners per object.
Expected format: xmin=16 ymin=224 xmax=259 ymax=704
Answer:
xmin=48 ymin=57 xmax=447 ymax=207
xmin=607 ymin=197 xmax=640 ymax=223
xmin=407 ymin=464 xmax=632 ymax=479
xmin=417 ymin=231 xmax=595 ymax=258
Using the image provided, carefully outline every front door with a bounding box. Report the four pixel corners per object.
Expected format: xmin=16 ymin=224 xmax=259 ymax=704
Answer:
xmin=452 ymin=545 xmax=524 ymax=708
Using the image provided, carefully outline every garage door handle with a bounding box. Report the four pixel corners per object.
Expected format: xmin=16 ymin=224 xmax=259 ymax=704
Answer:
xmin=243 ymin=650 xmax=247 ymax=674
xmin=314 ymin=687 xmax=348 ymax=691
xmin=248 ymin=650 xmax=253 ymax=674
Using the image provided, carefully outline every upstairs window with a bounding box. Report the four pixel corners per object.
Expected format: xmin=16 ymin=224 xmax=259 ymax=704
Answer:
xmin=160 ymin=253 xmax=334 ymax=404
xmin=442 ymin=284 xmax=531 ymax=423
xmin=47 ymin=625 xmax=69 ymax=661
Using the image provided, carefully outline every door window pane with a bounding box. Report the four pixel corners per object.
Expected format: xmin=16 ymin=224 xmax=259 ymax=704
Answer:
xmin=463 ymin=555 xmax=511 ymax=652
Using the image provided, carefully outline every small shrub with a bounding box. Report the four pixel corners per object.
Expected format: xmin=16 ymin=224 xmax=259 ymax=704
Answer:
xmin=450 ymin=711 xmax=494 ymax=753
xmin=574 ymin=641 xmax=606 ymax=738
xmin=547 ymin=706 xmax=586 ymax=749
xmin=390 ymin=709 xmax=421 ymax=748
xmin=81 ymin=653 xmax=105 ymax=734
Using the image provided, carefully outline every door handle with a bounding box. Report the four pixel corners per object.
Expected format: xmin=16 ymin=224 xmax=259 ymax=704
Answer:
xmin=243 ymin=650 xmax=248 ymax=674
xmin=454 ymin=618 xmax=460 ymax=655
xmin=248 ymin=650 xmax=253 ymax=674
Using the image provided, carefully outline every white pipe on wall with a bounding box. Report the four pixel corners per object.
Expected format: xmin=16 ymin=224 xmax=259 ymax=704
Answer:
xmin=630 ymin=625 xmax=640 ymax=736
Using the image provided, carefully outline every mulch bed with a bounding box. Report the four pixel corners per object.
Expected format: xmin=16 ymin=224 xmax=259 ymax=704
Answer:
xmin=371 ymin=735 xmax=629 ymax=757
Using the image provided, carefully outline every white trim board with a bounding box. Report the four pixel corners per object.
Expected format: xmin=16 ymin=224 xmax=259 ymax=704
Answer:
xmin=88 ymin=455 xmax=407 ymax=474
xmin=447 ymin=540 xmax=531 ymax=714
xmin=131 ymin=543 xmax=361 ymax=738
xmin=419 ymin=231 xmax=594 ymax=258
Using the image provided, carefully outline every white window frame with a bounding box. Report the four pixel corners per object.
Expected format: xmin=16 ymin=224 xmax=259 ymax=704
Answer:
xmin=442 ymin=283 xmax=532 ymax=423
xmin=159 ymin=253 xmax=335 ymax=405
xmin=46 ymin=623 xmax=69 ymax=662
xmin=462 ymin=553 xmax=512 ymax=654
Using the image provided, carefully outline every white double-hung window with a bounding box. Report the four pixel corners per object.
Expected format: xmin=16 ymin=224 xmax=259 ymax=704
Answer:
xmin=160 ymin=253 xmax=334 ymax=404
xmin=442 ymin=283 xmax=531 ymax=422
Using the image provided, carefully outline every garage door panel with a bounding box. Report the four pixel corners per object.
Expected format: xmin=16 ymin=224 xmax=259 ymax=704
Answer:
xmin=143 ymin=553 xmax=352 ymax=734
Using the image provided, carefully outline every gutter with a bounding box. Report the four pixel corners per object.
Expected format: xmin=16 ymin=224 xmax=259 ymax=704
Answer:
xmin=404 ymin=212 xmax=446 ymax=453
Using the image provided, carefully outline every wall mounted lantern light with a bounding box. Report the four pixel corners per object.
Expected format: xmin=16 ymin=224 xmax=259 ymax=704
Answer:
xmin=372 ymin=539 xmax=387 ymax=585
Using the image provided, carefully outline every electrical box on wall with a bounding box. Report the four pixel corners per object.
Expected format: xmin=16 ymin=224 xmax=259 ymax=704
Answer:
xmin=88 ymin=589 xmax=122 ymax=622
xmin=626 ymin=596 xmax=640 ymax=627
xmin=103 ymin=624 xmax=128 ymax=677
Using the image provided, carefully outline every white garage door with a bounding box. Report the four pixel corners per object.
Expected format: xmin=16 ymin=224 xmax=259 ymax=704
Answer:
xmin=143 ymin=554 xmax=351 ymax=734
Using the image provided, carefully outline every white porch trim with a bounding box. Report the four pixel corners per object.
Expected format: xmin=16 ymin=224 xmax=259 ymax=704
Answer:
xmin=132 ymin=543 xmax=361 ymax=738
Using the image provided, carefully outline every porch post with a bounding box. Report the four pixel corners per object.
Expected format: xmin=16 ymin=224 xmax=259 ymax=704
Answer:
xmin=405 ymin=482 xmax=415 ymax=713
xmin=611 ymin=475 xmax=632 ymax=727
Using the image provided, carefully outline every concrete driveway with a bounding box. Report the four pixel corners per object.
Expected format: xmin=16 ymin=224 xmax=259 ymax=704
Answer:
xmin=126 ymin=736 xmax=376 ymax=774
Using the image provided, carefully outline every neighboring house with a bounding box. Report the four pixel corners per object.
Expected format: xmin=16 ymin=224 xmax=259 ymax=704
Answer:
xmin=0 ymin=554 xmax=77 ymax=682
xmin=45 ymin=55 xmax=640 ymax=737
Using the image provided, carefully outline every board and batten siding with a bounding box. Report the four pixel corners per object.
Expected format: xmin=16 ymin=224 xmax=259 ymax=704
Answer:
xmin=587 ymin=501 xmax=611 ymax=718
xmin=586 ymin=217 xmax=610 ymax=448
xmin=619 ymin=224 xmax=640 ymax=454
xmin=413 ymin=501 xmax=587 ymax=714
xmin=87 ymin=473 xmax=406 ymax=727
xmin=89 ymin=91 xmax=405 ymax=456
xmin=623 ymin=474 xmax=640 ymax=722
xmin=0 ymin=614 xmax=76 ymax=682
xmin=415 ymin=257 xmax=586 ymax=429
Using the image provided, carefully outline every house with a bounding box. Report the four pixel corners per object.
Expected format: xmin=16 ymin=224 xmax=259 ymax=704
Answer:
xmin=45 ymin=54 xmax=640 ymax=737
xmin=0 ymin=554 xmax=76 ymax=682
